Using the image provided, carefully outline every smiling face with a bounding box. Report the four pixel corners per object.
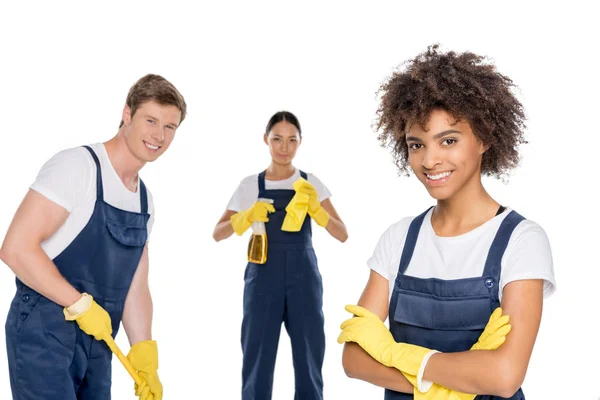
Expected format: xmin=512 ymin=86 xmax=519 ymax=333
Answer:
xmin=121 ymin=100 xmax=182 ymax=163
xmin=406 ymin=109 xmax=488 ymax=201
xmin=264 ymin=120 xmax=301 ymax=166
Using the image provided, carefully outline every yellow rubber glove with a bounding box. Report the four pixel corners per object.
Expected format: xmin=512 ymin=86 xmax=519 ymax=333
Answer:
xmin=133 ymin=382 xmax=153 ymax=400
xmin=64 ymin=293 xmax=112 ymax=341
xmin=230 ymin=201 xmax=275 ymax=236
xmin=470 ymin=307 xmax=511 ymax=351
xmin=338 ymin=305 xmax=432 ymax=378
xmin=295 ymin=178 xmax=330 ymax=227
xmin=339 ymin=306 xmax=512 ymax=398
xmin=412 ymin=308 xmax=512 ymax=399
xmin=127 ymin=340 xmax=162 ymax=400
xmin=282 ymin=178 xmax=310 ymax=232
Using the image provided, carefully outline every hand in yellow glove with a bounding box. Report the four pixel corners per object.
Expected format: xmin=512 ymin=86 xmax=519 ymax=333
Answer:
xmin=338 ymin=305 xmax=432 ymax=378
xmin=127 ymin=340 xmax=163 ymax=400
xmin=230 ymin=200 xmax=275 ymax=235
xmin=282 ymin=178 xmax=310 ymax=232
xmin=412 ymin=307 xmax=512 ymax=400
xmin=295 ymin=178 xmax=329 ymax=227
xmin=471 ymin=307 xmax=511 ymax=351
xmin=131 ymin=380 xmax=152 ymax=400
xmin=63 ymin=293 xmax=112 ymax=341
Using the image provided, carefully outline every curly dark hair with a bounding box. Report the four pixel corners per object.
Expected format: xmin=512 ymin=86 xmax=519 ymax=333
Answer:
xmin=376 ymin=44 xmax=527 ymax=177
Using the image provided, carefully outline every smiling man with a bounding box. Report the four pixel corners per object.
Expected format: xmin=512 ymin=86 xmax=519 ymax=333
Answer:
xmin=0 ymin=74 xmax=186 ymax=400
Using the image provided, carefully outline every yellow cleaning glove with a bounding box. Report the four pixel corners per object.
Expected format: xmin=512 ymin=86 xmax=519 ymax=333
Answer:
xmin=127 ymin=340 xmax=163 ymax=400
xmin=470 ymin=307 xmax=511 ymax=351
xmin=339 ymin=305 xmax=512 ymax=397
xmin=338 ymin=305 xmax=432 ymax=378
xmin=295 ymin=178 xmax=330 ymax=227
xmin=230 ymin=200 xmax=275 ymax=236
xmin=64 ymin=293 xmax=113 ymax=342
xmin=282 ymin=178 xmax=310 ymax=232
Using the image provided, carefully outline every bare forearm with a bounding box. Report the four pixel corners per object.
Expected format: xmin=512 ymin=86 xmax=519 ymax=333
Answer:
xmin=213 ymin=220 xmax=235 ymax=242
xmin=325 ymin=215 xmax=348 ymax=242
xmin=343 ymin=343 xmax=413 ymax=393
xmin=122 ymin=285 xmax=153 ymax=346
xmin=0 ymin=245 xmax=80 ymax=307
xmin=424 ymin=350 xmax=516 ymax=397
xmin=424 ymin=281 xmax=543 ymax=398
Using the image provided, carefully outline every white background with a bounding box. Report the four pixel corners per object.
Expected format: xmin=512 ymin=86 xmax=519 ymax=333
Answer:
xmin=0 ymin=1 xmax=598 ymax=399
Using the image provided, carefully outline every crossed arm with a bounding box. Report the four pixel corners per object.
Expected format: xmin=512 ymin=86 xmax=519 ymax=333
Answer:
xmin=342 ymin=270 xmax=543 ymax=397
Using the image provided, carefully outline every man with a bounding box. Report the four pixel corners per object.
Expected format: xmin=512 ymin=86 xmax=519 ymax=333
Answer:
xmin=0 ymin=74 xmax=186 ymax=400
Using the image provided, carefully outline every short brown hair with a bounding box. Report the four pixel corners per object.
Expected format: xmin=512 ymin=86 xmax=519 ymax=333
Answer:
xmin=376 ymin=44 xmax=526 ymax=178
xmin=119 ymin=74 xmax=187 ymax=128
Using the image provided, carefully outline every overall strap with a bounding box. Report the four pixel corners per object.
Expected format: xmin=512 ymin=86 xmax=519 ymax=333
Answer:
xmin=481 ymin=211 xmax=526 ymax=301
xmin=397 ymin=206 xmax=433 ymax=275
xmin=82 ymin=146 xmax=103 ymax=201
xmin=258 ymin=171 xmax=266 ymax=193
xmin=139 ymin=179 xmax=148 ymax=214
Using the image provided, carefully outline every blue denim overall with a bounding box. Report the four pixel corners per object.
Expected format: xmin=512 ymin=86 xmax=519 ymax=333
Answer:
xmin=385 ymin=208 xmax=525 ymax=400
xmin=5 ymin=146 xmax=149 ymax=399
xmin=241 ymin=170 xmax=325 ymax=400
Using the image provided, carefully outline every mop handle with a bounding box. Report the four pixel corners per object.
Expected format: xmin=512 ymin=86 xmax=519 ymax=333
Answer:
xmin=103 ymin=335 xmax=144 ymax=387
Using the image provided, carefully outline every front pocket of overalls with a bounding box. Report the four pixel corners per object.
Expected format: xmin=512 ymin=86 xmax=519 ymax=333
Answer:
xmin=393 ymin=289 xmax=492 ymax=331
xmin=105 ymin=219 xmax=147 ymax=247
xmin=15 ymin=295 xmax=75 ymax=388
xmin=12 ymin=289 xmax=42 ymax=334
xmin=37 ymin=296 xmax=77 ymax=350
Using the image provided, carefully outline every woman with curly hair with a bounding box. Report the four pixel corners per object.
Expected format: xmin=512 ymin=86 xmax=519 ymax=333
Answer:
xmin=338 ymin=45 xmax=555 ymax=399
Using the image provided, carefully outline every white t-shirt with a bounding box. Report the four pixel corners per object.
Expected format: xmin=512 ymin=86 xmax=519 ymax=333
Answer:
xmin=368 ymin=207 xmax=555 ymax=303
xmin=226 ymin=169 xmax=331 ymax=212
xmin=30 ymin=143 xmax=155 ymax=260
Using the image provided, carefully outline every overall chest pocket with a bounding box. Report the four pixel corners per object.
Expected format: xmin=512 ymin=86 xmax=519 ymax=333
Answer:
xmin=391 ymin=277 xmax=497 ymax=353
xmin=105 ymin=219 xmax=147 ymax=247
xmin=393 ymin=288 xmax=493 ymax=331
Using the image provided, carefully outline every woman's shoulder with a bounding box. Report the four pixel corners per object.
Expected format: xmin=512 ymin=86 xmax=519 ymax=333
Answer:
xmin=237 ymin=173 xmax=260 ymax=186
xmin=304 ymin=171 xmax=329 ymax=187
xmin=503 ymin=209 xmax=548 ymax=236
xmin=379 ymin=215 xmax=420 ymax=241
xmin=509 ymin=212 xmax=550 ymax=244
xmin=494 ymin=209 xmax=552 ymax=256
